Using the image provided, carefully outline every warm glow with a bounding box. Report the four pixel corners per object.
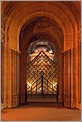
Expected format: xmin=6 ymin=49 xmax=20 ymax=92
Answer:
xmin=39 ymin=88 xmax=41 ymax=91
xmin=49 ymin=50 xmax=53 ymax=54
xmin=53 ymin=82 xmax=57 ymax=87
xmin=53 ymin=84 xmax=55 ymax=86
xmin=41 ymin=57 xmax=44 ymax=62
xmin=29 ymin=84 xmax=32 ymax=87
xmin=27 ymin=82 xmax=32 ymax=87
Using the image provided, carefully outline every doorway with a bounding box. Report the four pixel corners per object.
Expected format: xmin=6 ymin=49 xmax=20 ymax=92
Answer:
xmin=26 ymin=51 xmax=58 ymax=103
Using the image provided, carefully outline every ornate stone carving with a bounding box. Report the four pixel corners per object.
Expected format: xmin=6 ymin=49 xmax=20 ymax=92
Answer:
xmin=1 ymin=17 xmax=9 ymax=43
xmin=1 ymin=26 xmax=5 ymax=43
xmin=78 ymin=25 xmax=81 ymax=44
xmin=1 ymin=16 xmax=6 ymax=43
xmin=63 ymin=2 xmax=81 ymax=24
xmin=33 ymin=18 xmax=63 ymax=40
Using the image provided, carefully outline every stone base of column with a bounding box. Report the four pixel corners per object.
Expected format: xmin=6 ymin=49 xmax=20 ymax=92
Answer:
xmin=76 ymin=100 xmax=81 ymax=110
xmin=19 ymin=95 xmax=26 ymax=105
xmin=12 ymin=95 xmax=19 ymax=107
xmin=1 ymin=103 xmax=7 ymax=110
xmin=58 ymin=95 xmax=62 ymax=103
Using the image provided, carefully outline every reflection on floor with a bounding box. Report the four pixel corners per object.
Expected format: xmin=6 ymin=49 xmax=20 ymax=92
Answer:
xmin=1 ymin=103 xmax=81 ymax=121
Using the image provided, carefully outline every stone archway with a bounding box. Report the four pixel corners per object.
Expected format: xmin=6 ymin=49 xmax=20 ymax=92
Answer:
xmin=19 ymin=16 xmax=64 ymax=105
xmin=1 ymin=1 xmax=81 ymax=109
xmin=19 ymin=27 xmax=63 ymax=105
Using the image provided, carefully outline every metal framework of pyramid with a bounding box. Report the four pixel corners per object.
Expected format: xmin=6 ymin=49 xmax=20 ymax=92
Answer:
xmin=26 ymin=51 xmax=57 ymax=95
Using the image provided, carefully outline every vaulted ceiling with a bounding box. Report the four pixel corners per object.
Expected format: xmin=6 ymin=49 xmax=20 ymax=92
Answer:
xmin=1 ymin=1 xmax=81 ymax=51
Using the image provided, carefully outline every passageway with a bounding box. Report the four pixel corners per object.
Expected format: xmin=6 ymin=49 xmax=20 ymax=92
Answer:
xmin=1 ymin=1 xmax=81 ymax=111
xmin=2 ymin=105 xmax=81 ymax=121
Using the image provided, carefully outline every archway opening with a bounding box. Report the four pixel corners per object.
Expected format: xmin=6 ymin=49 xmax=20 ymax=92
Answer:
xmin=26 ymin=39 xmax=58 ymax=103
xmin=19 ymin=16 xmax=64 ymax=105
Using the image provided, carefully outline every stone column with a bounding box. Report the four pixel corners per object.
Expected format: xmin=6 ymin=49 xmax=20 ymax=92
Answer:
xmin=62 ymin=45 xmax=81 ymax=109
xmin=7 ymin=48 xmax=20 ymax=108
xmin=19 ymin=50 xmax=27 ymax=104
xmin=1 ymin=45 xmax=8 ymax=107
xmin=71 ymin=49 xmax=76 ymax=108
xmin=1 ymin=19 xmax=10 ymax=108
xmin=72 ymin=45 xmax=81 ymax=109
xmin=2 ymin=46 xmax=20 ymax=108
xmin=62 ymin=50 xmax=71 ymax=108
xmin=57 ymin=51 xmax=63 ymax=103
xmin=67 ymin=50 xmax=71 ymax=108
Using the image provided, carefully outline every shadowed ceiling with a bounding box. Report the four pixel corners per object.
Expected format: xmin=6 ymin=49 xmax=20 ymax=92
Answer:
xmin=1 ymin=1 xmax=81 ymax=51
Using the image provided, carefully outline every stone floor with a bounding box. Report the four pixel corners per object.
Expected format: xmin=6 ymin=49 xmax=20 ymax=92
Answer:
xmin=1 ymin=104 xmax=81 ymax=121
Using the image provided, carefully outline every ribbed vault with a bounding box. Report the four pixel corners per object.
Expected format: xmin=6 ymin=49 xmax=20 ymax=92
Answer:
xmin=19 ymin=16 xmax=63 ymax=53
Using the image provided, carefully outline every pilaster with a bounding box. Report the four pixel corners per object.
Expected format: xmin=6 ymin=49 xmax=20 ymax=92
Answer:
xmin=71 ymin=45 xmax=81 ymax=109
xmin=1 ymin=45 xmax=8 ymax=107
xmin=57 ymin=52 xmax=63 ymax=103
xmin=62 ymin=45 xmax=81 ymax=109
xmin=1 ymin=45 xmax=20 ymax=108
xmin=62 ymin=49 xmax=71 ymax=108
xmin=19 ymin=51 xmax=27 ymax=104
xmin=7 ymin=48 xmax=20 ymax=108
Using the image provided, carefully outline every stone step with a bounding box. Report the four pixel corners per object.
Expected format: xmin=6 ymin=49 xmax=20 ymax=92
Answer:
xmin=27 ymin=94 xmax=57 ymax=102
xmin=27 ymin=102 xmax=62 ymax=107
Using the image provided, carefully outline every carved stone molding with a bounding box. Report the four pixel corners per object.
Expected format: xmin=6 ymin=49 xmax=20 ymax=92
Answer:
xmin=78 ymin=25 xmax=81 ymax=43
xmin=71 ymin=45 xmax=81 ymax=55
xmin=1 ymin=25 xmax=5 ymax=43
xmin=33 ymin=18 xmax=63 ymax=40
xmin=63 ymin=2 xmax=81 ymax=25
